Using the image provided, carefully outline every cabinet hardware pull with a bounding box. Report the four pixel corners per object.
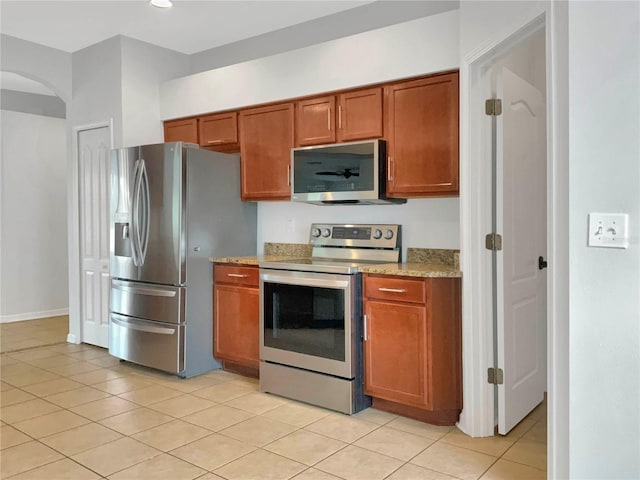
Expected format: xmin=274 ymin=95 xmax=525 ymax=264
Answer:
xmin=378 ymin=287 xmax=407 ymax=293
xmin=207 ymin=140 xmax=223 ymax=144
xmin=363 ymin=314 xmax=368 ymax=341
xmin=338 ymin=105 xmax=342 ymax=129
xmin=387 ymin=156 xmax=394 ymax=182
xmin=327 ymin=108 xmax=331 ymax=130
xmin=227 ymin=273 xmax=249 ymax=278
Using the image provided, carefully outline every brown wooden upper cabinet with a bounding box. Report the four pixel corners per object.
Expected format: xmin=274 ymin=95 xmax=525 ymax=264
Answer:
xmin=385 ymin=72 xmax=459 ymax=197
xmin=239 ymin=103 xmax=294 ymax=201
xmin=164 ymin=118 xmax=198 ymax=144
xmin=198 ymin=111 xmax=239 ymax=152
xmin=296 ymin=96 xmax=336 ymax=146
xmin=337 ymin=87 xmax=383 ymax=142
xmin=295 ymin=87 xmax=383 ymax=147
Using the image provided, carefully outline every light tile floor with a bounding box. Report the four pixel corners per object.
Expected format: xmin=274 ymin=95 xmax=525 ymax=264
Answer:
xmin=1 ymin=317 xmax=547 ymax=479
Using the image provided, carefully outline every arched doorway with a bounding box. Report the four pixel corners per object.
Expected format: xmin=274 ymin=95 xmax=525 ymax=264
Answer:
xmin=0 ymin=71 xmax=69 ymax=350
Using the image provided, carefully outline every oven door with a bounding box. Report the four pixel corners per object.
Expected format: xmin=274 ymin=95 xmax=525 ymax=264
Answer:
xmin=260 ymin=269 xmax=356 ymax=379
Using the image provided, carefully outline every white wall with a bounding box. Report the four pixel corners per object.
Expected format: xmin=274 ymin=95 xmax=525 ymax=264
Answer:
xmin=160 ymin=10 xmax=461 ymax=252
xmin=568 ymin=2 xmax=640 ymax=477
xmin=189 ymin=2 xmax=459 ymax=74
xmin=161 ymin=10 xmax=460 ymax=119
xmin=70 ymin=36 xmax=123 ymax=145
xmin=257 ymin=199 xmax=460 ymax=257
xmin=0 ymin=34 xmax=72 ymax=102
xmin=0 ymin=110 xmax=68 ymax=321
xmin=120 ymin=37 xmax=190 ymax=148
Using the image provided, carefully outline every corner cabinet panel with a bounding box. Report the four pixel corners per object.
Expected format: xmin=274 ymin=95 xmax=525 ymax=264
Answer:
xmin=363 ymin=274 xmax=462 ymax=425
xmin=213 ymin=284 xmax=259 ymax=369
xmin=364 ymin=300 xmax=430 ymax=407
xmin=213 ymin=265 xmax=260 ymax=369
xmin=385 ymin=72 xmax=459 ymax=197
xmin=164 ymin=118 xmax=198 ymax=144
xmin=239 ymin=103 xmax=294 ymax=201
xmin=296 ymin=96 xmax=336 ymax=146
xmin=337 ymin=87 xmax=383 ymax=142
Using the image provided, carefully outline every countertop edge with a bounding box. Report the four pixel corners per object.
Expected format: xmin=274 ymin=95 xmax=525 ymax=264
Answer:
xmin=210 ymin=257 xmax=462 ymax=278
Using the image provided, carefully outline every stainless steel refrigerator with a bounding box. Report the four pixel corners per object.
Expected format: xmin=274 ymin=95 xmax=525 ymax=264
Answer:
xmin=108 ymin=142 xmax=256 ymax=378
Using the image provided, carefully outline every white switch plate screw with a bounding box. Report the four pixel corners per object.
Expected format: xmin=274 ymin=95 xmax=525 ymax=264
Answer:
xmin=588 ymin=213 xmax=629 ymax=249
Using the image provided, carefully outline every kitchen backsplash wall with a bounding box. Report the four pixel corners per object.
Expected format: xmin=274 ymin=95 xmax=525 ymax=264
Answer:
xmin=257 ymin=198 xmax=460 ymax=262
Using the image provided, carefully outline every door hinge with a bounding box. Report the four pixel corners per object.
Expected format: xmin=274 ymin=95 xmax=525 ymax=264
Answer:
xmin=485 ymin=233 xmax=503 ymax=251
xmin=485 ymin=98 xmax=502 ymax=116
xmin=488 ymin=367 xmax=504 ymax=385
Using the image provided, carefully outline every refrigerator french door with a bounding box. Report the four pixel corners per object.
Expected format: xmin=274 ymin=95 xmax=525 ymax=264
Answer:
xmin=109 ymin=142 xmax=256 ymax=377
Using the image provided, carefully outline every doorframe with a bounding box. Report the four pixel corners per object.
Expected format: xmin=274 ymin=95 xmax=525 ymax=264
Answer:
xmin=67 ymin=120 xmax=113 ymax=344
xmin=457 ymin=4 xmax=570 ymax=479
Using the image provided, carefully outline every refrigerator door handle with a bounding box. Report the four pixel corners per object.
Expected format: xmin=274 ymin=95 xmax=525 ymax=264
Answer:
xmin=139 ymin=159 xmax=151 ymax=265
xmin=131 ymin=159 xmax=145 ymax=267
xmin=111 ymin=281 xmax=177 ymax=297
xmin=111 ymin=315 xmax=177 ymax=335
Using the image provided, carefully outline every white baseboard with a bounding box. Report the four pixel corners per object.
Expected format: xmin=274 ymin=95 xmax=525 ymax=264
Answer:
xmin=66 ymin=333 xmax=78 ymax=344
xmin=0 ymin=308 xmax=69 ymax=324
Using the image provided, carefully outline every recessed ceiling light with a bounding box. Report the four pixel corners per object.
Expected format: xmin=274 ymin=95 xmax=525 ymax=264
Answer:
xmin=149 ymin=0 xmax=172 ymax=8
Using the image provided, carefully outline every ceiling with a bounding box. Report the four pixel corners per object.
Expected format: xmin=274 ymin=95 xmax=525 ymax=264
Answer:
xmin=0 ymin=1 xmax=372 ymax=54
xmin=0 ymin=1 xmax=457 ymax=96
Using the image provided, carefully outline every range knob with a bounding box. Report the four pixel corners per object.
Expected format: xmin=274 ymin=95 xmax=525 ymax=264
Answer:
xmin=322 ymin=228 xmax=331 ymax=238
xmin=311 ymin=227 xmax=321 ymax=238
xmin=373 ymin=229 xmax=383 ymax=239
xmin=384 ymin=229 xmax=394 ymax=240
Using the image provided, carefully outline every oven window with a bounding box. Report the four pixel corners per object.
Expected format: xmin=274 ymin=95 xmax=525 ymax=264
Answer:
xmin=263 ymin=282 xmax=345 ymax=361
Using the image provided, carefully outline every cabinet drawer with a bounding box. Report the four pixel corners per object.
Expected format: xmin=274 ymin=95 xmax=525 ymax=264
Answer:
xmin=214 ymin=264 xmax=258 ymax=287
xmin=364 ymin=275 xmax=425 ymax=304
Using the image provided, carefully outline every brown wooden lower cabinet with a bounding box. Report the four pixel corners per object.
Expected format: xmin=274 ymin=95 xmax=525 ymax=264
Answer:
xmin=213 ymin=264 xmax=259 ymax=375
xmin=363 ymin=274 xmax=462 ymax=425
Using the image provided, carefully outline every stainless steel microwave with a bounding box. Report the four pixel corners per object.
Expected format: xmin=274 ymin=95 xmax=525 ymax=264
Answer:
xmin=290 ymin=139 xmax=406 ymax=205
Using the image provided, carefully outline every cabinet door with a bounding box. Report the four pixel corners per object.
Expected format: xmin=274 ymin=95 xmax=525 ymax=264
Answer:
xmin=199 ymin=111 xmax=238 ymax=151
xmin=239 ymin=103 xmax=294 ymax=201
xmin=385 ymin=72 xmax=459 ymax=197
xmin=337 ymin=87 xmax=383 ymax=142
xmin=364 ymin=300 xmax=430 ymax=408
xmin=213 ymin=284 xmax=259 ymax=368
xmin=164 ymin=118 xmax=198 ymax=144
xmin=296 ymin=96 xmax=336 ymax=146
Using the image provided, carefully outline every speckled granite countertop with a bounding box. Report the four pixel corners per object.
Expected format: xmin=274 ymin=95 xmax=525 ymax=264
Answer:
xmin=211 ymin=244 xmax=462 ymax=278
xmin=360 ymin=248 xmax=462 ymax=278
xmin=359 ymin=262 xmax=461 ymax=278
xmin=210 ymin=243 xmax=309 ymax=265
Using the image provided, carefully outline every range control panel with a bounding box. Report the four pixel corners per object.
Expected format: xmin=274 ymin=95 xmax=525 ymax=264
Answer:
xmin=309 ymin=223 xmax=401 ymax=249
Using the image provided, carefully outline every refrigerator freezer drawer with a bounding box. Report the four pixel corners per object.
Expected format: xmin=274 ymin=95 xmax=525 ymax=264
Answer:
xmin=111 ymin=279 xmax=185 ymax=324
xmin=109 ymin=313 xmax=185 ymax=375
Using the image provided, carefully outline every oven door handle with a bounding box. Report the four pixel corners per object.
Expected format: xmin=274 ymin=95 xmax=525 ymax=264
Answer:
xmin=260 ymin=273 xmax=350 ymax=289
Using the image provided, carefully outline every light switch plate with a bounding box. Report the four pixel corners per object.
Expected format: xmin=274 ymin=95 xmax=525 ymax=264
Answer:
xmin=588 ymin=213 xmax=629 ymax=249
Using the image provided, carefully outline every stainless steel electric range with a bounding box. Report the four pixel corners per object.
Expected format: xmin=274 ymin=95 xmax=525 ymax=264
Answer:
xmin=259 ymin=223 xmax=402 ymax=414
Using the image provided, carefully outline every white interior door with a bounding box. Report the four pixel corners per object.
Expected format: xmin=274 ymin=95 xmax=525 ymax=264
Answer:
xmin=79 ymin=126 xmax=110 ymax=348
xmin=496 ymin=67 xmax=546 ymax=434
